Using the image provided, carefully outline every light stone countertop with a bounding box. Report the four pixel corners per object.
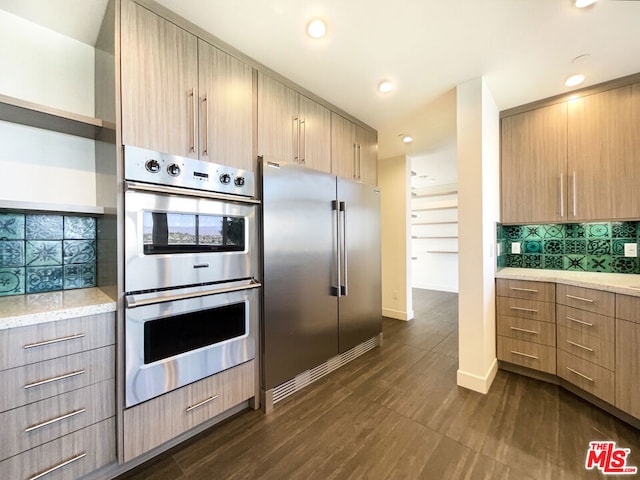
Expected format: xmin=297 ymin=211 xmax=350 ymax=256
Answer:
xmin=496 ymin=267 xmax=640 ymax=297
xmin=0 ymin=287 xmax=117 ymax=330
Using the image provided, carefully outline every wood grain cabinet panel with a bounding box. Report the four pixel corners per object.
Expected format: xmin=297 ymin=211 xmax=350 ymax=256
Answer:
xmin=121 ymin=0 xmax=199 ymax=158
xmin=496 ymin=315 xmax=556 ymax=347
xmin=0 ymin=418 xmax=115 ymax=480
xmin=556 ymin=284 xmax=614 ymax=316
xmin=616 ymin=294 xmax=640 ymax=323
xmin=0 ymin=379 xmax=114 ymax=460
xmin=330 ymin=113 xmax=378 ymax=185
xmin=556 ymin=304 xmax=614 ymax=341
xmin=567 ymin=85 xmax=639 ymax=221
xmin=615 ymin=318 xmax=640 ymax=418
xmin=298 ymin=94 xmax=331 ymax=173
xmin=500 ymin=102 xmax=567 ymax=224
xmin=0 ymin=346 xmax=114 ymax=413
xmin=0 ymin=312 xmax=114 ymax=371
xmin=496 ymin=279 xmax=555 ymax=302
xmin=497 ymin=337 xmax=556 ymax=374
xmin=557 ymin=325 xmax=614 ymax=370
xmin=357 ymin=125 xmax=378 ymax=185
xmin=123 ymin=360 xmax=254 ymax=461
xmin=496 ymin=297 xmax=555 ymax=323
xmin=557 ymin=350 xmax=614 ymax=404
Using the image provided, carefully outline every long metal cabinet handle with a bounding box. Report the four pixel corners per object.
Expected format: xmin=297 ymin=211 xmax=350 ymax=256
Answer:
xmin=510 ymin=326 xmax=539 ymax=335
xmin=357 ymin=144 xmax=362 ymax=180
xmin=292 ymin=116 xmax=299 ymax=163
xmin=28 ymin=452 xmax=87 ymax=480
xmin=566 ymin=339 xmax=594 ymax=352
xmin=571 ymin=171 xmax=577 ymax=217
xmin=353 ymin=143 xmax=357 ymax=179
xmin=25 ymin=408 xmax=86 ymax=433
xmin=188 ymin=88 xmax=196 ymax=153
xmin=509 ymin=306 xmax=538 ymax=313
xmin=202 ymin=94 xmax=208 ymax=156
xmin=510 ymin=350 xmax=538 ymax=360
xmin=340 ymin=201 xmax=348 ymax=296
xmin=509 ymin=287 xmax=538 ymax=293
xmin=559 ymin=172 xmax=564 ymax=217
xmin=566 ymin=367 xmax=594 ymax=383
xmin=300 ymin=118 xmax=306 ymax=164
xmin=186 ymin=395 xmax=219 ymax=412
xmin=24 ymin=370 xmax=85 ymax=389
xmin=566 ymin=294 xmax=594 ymax=303
xmin=24 ymin=333 xmax=85 ymax=350
xmin=566 ymin=316 xmax=593 ymax=327
xmin=332 ymin=200 xmax=341 ymax=297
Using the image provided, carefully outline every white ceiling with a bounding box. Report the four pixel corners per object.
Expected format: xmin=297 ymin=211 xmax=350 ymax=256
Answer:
xmin=2 ymin=0 xmax=640 ymax=164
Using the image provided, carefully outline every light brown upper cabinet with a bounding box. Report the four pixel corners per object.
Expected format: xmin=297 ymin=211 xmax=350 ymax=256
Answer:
xmin=501 ymin=81 xmax=640 ymax=224
xmin=331 ymin=113 xmax=378 ymax=185
xmin=567 ymin=85 xmax=639 ymax=221
xmin=257 ymin=73 xmax=331 ymax=173
xmin=121 ymin=1 xmax=253 ymax=170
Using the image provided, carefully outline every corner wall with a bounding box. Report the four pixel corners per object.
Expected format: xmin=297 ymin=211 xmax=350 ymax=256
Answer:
xmin=379 ymin=155 xmax=413 ymax=321
xmin=456 ymin=78 xmax=500 ymax=393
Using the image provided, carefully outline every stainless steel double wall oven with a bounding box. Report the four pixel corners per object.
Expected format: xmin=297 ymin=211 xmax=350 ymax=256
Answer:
xmin=123 ymin=146 xmax=259 ymax=407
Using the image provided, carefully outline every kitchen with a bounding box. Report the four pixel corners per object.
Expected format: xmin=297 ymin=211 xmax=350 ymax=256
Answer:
xmin=1 ymin=0 xmax=640 ymax=478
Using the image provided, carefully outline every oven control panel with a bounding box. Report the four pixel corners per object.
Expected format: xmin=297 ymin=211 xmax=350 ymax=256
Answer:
xmin=124 ymin=145 xmax=255 ymax=197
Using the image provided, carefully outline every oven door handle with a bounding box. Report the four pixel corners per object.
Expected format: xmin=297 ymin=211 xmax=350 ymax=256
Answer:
xmin=125 ymin=180 xmax=261 ymax=205
xmin=126 ymin=280 xmax=262 ymax=308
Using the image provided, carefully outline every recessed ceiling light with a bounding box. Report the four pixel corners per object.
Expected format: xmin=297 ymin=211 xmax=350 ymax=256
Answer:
xmin=575 ymin=0 xmax=597 ymax=8
xmin=378 ymin=81 xmax=393 ymax=93
xmin=398 ymin=134 xmax=413 ymax=144
xmin=565 ymin=74 xmax=586 ymax=87
xmin=307 ymin=19 xmax=327 ymax=39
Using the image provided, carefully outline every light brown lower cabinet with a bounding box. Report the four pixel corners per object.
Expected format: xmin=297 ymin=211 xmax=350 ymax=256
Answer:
xmin=497 ymin=336 xmax=556 ymax=374
xmin=0 ymin=418 xmax=115 ymax=480
xmin=557 ymin=350 xmax=614 ymax=405
xmin=615 ymin=294 xmax=640 ymax=418
xmin=123 ymin=360 xmax=255 ymax=461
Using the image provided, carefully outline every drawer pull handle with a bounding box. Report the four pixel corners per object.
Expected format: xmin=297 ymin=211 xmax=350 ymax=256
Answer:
xmin=566 ymin=294 xmax=594 ymax=303
xmin=186 ymin=394 xmax=219 ymax=412
xmin=510 ymin=287 xmax=538 ymax=293
xmin=28 ymin=452 xmax=86 ymax=480
xmin=510 ymin=306 xmax=538 ymax=313
xmin=25 ymin=408 xmax=86 ymax=433
xmin=566 ymin=367 xmax=594 ymax=383
xmin=510 ymin=350 xmax=538 ymax=360
xmin=23 ymin=333 xmax=85 ymax=350
xmin=510 ymin=326 xmax=539 ymax=335
xmin=566 ymin=340 xmax=594 ymax=352
xmin=566 ymin=316 xmax=593 ymax=327
xmin=24 ymin=370 xmax=85 ymax=389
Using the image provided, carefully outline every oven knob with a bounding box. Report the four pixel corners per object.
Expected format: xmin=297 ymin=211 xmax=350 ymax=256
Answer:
xmin=234 ymin=176 xmax=245 ymax=187
xmin=145 ymin=159 xmax=161 ymax=173
xmin=219 ymin=173 xmax=231 ymax=185
xmin=167 ymin=163 xmax=181 ymax=177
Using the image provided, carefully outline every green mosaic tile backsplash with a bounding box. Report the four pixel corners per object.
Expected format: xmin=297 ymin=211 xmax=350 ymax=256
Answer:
xmin=496 ymin=222 xmax=640 ymax=274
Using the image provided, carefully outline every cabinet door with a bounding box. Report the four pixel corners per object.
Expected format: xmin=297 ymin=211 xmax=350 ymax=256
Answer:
xmin=331 ymin=112 xmax=356 ymax=180
xmin=121 ymin=0 xmax=198 ymax=158
xmin=500 ymin=103 xmax=567 ymax=224
xmin=257 ymin=73 xmax=298 ymax=162
xmin=299 ymin=95 xmax=331 ymax=173
xmin=567 ymin=85 xmax=637 ymax=221
xmin=357 ymin=126 xmax=378 ymax=185
xmin=615 ymin=318 xmax=640 ymax=418
xmin=198 ymin=40 xmax=254 ymax=171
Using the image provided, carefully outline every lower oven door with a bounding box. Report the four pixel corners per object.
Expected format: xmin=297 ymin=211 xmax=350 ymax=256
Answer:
xmin=125 ymin=280 xmax=259 ymax=407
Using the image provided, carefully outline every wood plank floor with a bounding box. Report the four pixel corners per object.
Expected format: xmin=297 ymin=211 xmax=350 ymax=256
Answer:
xmin=118 ymin=289 xmax=640 ymax=479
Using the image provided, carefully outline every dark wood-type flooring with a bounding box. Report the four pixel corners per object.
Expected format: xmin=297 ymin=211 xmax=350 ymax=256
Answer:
xmin=118 ymin=289 xmax=640 ymax=479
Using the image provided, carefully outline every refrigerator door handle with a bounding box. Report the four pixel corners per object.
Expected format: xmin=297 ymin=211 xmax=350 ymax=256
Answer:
xmin=340 ymin=201 xmax=348 ymax=296
xmin=331 ymin=200 xmax=341 ymax=297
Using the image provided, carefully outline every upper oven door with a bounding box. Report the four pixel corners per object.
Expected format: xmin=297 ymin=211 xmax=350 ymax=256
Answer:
xmin=125 ymin=187 xmax=258 ymax=293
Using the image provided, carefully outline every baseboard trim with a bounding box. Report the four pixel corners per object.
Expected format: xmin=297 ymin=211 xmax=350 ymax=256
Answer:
xmin=382 ymin=307 xmax=414 ymax=321
xmin=456 ymin=357 xmax=498 ymax=394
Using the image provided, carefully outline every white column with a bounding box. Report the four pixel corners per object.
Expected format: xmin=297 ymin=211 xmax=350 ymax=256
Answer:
xmin=456 ymin=78 xmax=500 ymax=393
xmin=379 ymin=155 xmax=414 ymax=321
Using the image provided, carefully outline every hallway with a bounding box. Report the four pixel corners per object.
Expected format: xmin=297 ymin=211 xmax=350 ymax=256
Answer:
xmin=121 ymin=289 xmax=640 ymax=479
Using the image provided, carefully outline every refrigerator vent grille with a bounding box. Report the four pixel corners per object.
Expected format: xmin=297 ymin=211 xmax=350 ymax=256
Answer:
xmin=272 ymin=335 xmax=382 ymax=405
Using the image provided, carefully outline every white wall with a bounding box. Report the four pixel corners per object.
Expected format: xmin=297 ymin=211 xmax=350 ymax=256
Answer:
xmin=456 ymin=77 xmax=500 ymax=394
xmin=379 ymin=155 xmax=413 ymax=321
xmin=0 ymin=9 xmax=97 ymax=207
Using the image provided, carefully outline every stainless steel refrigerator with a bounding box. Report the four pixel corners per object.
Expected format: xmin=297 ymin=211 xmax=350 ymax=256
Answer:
xmin=261 ymin=158 xmax=382 ymax=394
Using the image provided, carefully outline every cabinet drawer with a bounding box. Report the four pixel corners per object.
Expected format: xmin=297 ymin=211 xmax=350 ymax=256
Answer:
xmin=557 ymin=325 xmax=614 ymax=370
xmin=556 ymin=305 xmax=614 ymax=341
xmin=557 ymin=350 xmax=614 ymax=404
xmin=0 ymin=417 xmax=115 ymax=480
xmin=496 ymin=279 xmax=555 ymax=302
xmin=123 ymin=360 xmax=254 ymax=461
xmin=497 ymin=336 xmax=556 ymax=374
xmin=0 ymin=313 xmax=115 ymax=371
xmin=0 ymin=379 xmax=114 ymax=461
xmin=496 ymin=297 xmax=555 ymax=323
xmin=496 ymin=315 xmax=556 ymax=347
xmin=556 ymin=284 xmax=614 ymax=316
xmin=616 ymin=294 xmax=640 ymax=324
xmin=0 ymin=346 xmax=114 ymax=413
